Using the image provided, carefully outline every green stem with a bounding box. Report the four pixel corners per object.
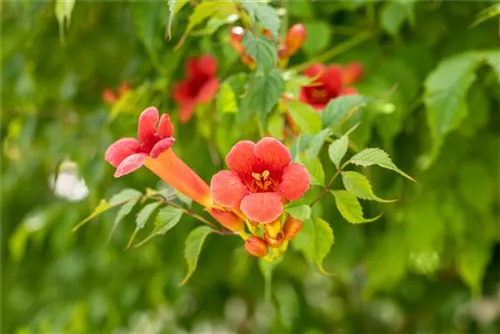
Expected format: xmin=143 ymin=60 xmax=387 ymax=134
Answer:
xmin=290 ymin=31 xmax=374 ymax=72
xmin=310 ymin=171 xmax=341 ymax=207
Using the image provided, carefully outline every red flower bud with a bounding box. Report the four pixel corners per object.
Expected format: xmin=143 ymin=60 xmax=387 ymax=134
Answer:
xmin=283 ymin=217 xmax=303 ymax=241
xmin=230 ymin=26 xmax=246 ymax=54
xmin=278 ymin=44 xmax=289 ymax=60
xmin=245 ymin=236 xmax=268 ymax=257
xmin=264 ymin=233 xmax=283 ymax=248
xmin=284 ymin=24 xmax=306 ymax=57
xmin=118 ymin=82 xmax=131 ymax=96
xmin=342 ymin=62 xmax=364 ymax=85
xmin=208 ymin=208 xmax=244 ymax=232
xmin=102 ymin=89 xmax=118 ymax=104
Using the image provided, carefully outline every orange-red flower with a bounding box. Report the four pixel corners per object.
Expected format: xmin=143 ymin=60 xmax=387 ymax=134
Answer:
xmin=300 ymin=62 xmax=364 ymax=110
xmin=244 ymin=236 xmax=268 ymax=257
xmin=102 ymin=82 xmax=131 ymax=104
xmin=210 ymin=138 xmax=310 ymax=224
xmin=105 ymin=107 xmax=175 ymax=178
xmin=172 ymin=55 xmax=220 ymax=123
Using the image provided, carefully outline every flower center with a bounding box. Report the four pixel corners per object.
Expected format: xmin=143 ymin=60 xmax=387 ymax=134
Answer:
xmin=250 ymin=170 xmax=277 ymax=192
xmin=311 ymin=88 xmax=328 ymax=99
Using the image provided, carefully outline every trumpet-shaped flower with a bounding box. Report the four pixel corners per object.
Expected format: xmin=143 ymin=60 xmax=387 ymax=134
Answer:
xmin=172 ymin=55 xmax=220 ymax=123
xmin=105 ymin=107 xmax=175 ymax=178
xmin=210 ymin=138 xmax=310 ymax=224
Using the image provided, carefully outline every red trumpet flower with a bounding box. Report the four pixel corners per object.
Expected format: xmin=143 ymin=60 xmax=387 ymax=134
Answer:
xmin=210 ymin=138 xmax=310 ymax=224
xmin=172 ymin=55 xmax=220 ymax=123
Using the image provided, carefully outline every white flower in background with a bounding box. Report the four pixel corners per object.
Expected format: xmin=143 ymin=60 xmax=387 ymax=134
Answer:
xmin=48 ymin=161 xmax=89 ymax=201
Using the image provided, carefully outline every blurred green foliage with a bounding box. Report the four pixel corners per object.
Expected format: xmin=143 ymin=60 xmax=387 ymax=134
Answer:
xmin=1 ymin=1 xmax=500 ymax=333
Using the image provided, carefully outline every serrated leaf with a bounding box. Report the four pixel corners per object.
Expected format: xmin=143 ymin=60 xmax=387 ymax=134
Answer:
xmin=243 ymin=70 xmax=284 ymax=120
xmin=136 ymin=202 xmax=161 ymax=230
xmin=349 ymin=148 xmax=415 ymax=182
xmin=341 ymin=171 xmax=396 ymax=203
xmin=55 ymin=0 xmax=75 ymax=43
xmin=109 ymin=188 xmax=142 ymax=206
xmin=298 ymin=153 xmax=325 ymax=186
xmin=242 ymin=31 xmax=277 ymax=71
xmin=328 ymin=135 xmax=348 ymax=170
xmin=241 ymin=2 xmax=280 ymax=37
xmin=380 ymin=1 xmax=414 ymax=36
xmin=304 ymin=129 xmax=332 ymax=158
xmin=72 ymin=199 xmax=110 ymax=232
xmin=180 ymin=226 xmax=213 ymax=285
xmin=331 ymin=190 xmax=381 ymax=224
xmin=424 ymin=52 xmax=479 ymax=155
xmin=154 ymin=206 xmax=184 ymax=235
xmin=287 ymin=100 xmax=321 ymax=134
xmin=216 ymin=82 xmax=238 ymax=114
xmin=311 ymin=218 xmax=334 ymax=274
xmin=108 ymin=198 xmax=140 ymax=242
xmin=321 ymin=95 xmax=367 ymax=129
xmin=284 ymin=204 xmax=311 ymax=221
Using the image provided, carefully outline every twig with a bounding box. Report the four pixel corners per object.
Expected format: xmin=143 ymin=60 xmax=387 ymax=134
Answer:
xmin=310 ymin=171 xmax=341 ymax=207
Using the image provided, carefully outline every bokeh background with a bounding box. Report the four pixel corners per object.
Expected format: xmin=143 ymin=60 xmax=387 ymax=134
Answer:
xmin=1 ymin=1 xmax=499 ymax=333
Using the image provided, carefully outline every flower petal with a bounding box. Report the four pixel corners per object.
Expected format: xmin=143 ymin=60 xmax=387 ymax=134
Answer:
xmin=138 ymin=107 xmax=159 ymax=147
xmin=323 ymin=65 xmax=343 ymax=93
xmin=179 ymin=101 xmax=196 ymax=123
xmin=196 ymin=55 xmax=218 ymax=77
xmin=254 ymin=137 xmax=291 ymax=171
xmin=196 ymin=78 xmax=219 ymax=103
xmin=157 ymin=114 xmax=174 ymax=138
xmin=150 ymin=137 xmax=175 ymax=158
xmin=226 ymin=140 xmax=256 ymax=175
xmin=278 ymin=163 xmax=310 ymax=200
xmin=172 ymin=80 xmax=192 ymax=104
xmin=105 ymin=138 xmax=141 ymax=167
xmin=240 ymin=192 xmax=283 ymax=224
xmin=114 ymin=153 xmax=147 ymax=178
xmin=210 ymin=170 xmax=248 ymax=208
xmin=340 ymin=87 xmax=358 ymax=96
xmin=303 ymin=63 xmax=325 ymax=78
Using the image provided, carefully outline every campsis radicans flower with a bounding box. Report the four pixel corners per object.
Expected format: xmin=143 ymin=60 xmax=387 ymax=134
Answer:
xmin=244 ymin=236 xmax=269 ymax=257
xmin=210 ymin=137 xmax=310 ymax=224
xmin=102 ymin=82 xmax=131 ymax=104
xmin=172 ymin=55 xmax=220 ymax=123
xmin=300 ymin=62 xmax=364 ymax=110
xmin=104 ymin=106 xmax=212 ymax=207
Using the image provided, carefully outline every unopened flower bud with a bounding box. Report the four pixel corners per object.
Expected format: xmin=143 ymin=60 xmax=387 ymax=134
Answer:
xmin=262 ymin=28 xmax=273 ymax=39
xmin=265 ymin=219 xmax=282 ymax=239
xmin=245 ymin=236 xmax=268 ymax=257
xmin=342 ymin=62 xmax=364 ymax=85
xmin=102 ymin=89 xmax=118 ymax=104
xmin=285 ymin=23 xmax=306 ymax=57
xmin=264 ymin=233 xmax=283 ymax=248
xmin=230 ymin=26 xmax=246 ymax=54
xmin=208 ymin=208 xmax=244 ymax=232
xmin=283 ymin=217 xmax=303 ymax=240
xmin=118 ymin=82 xmax=131 ymax=96
xmin=278 ymin=44 xmax=289 ymax=60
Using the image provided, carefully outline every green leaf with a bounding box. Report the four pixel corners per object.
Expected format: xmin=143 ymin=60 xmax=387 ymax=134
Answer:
xmin=176 ymin=1 xmax=237 ymax=49
xmin=267 ymin=112 xmax=284 ymax=139
xmin=73 ymin=199 xmax=110 ymax=232
xmin=331 ymin=190 xmax=381 ymax=224
xmin=328 ymin=135 xmax=349 ymax=170
xmin=284 ymin=204 xmax=311 ymax=221
xmin=304 ymin=129 xmax=332 ymax=158
xmin=55 ymin=0 xmax=75 ymax=43
xmin=167 ymin=0 xmax=188 ymax=39
xmin=298 ymin=154 xmax=325 ymax=186
xmin=241 ymin=2 xmax=280 ymax=37
xmin=458 ymin=162 xmax=494 ymax=214
xmin=349 ymin=148 xmax=415 ymax=182
xmin=175 ymin=190 xmax=192 ymax=209
xmin=341 ymin=171 xmax=396 ymax=203
xmin=216 ymin=82 xmax=238 ymax=114
xmin=424 ymin=52 xmax=479 ymax=155
xmin=286 ymin=100 xmax=321 ymax=134
xmin=380 ymin=1 xmax=414 ymax=36
xmin=107 ymin=198 xmax=140 ymax=242
xmin=180 ymin=226 xmax=213 ymax=285
xmin=471 ymin=3 xmax=500 ymax=28
xmin=484 ymin=50 xmax=500 ymax=82
xmin=154 ymin=206 xmax=184 ymax=235
xmin=109 ymin=189 xmax=142 ymax=206
xmin=302 ymin=21 xmax=332 ymax=55
xmin=133 ymin=1 xmax=163 ymax=54
xmin=458 ymin=235 xmax=493 ymax=296
xmin=135 ymin=202 xmax=161 ymax=230
xmin=243 ymin=69 xmax=284 ymax=120
xmin=311 ymin=218 xmax=334 ymax=274
xmin=321 ymin=95 xmax=367 ymax=129
xmin=241 ymin=31 xmax=277 ymax=71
